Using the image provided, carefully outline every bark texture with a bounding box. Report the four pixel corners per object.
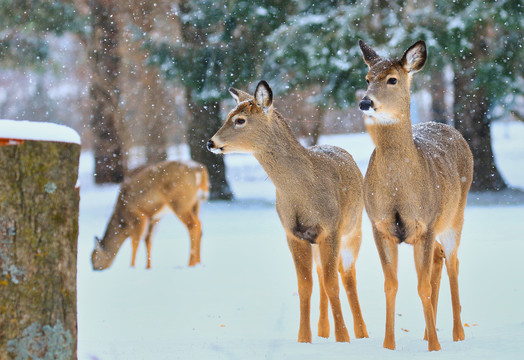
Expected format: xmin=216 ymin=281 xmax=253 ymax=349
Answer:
xmin=186 ymin=93 xmax=233 ymax=200
xmin=0 ymin=141 xmax=80 ymax=359
xmin=89 ymin=0 xmax=126 ymax=184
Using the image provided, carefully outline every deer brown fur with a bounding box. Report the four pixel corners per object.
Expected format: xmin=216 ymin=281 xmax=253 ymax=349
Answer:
xmin=207 ymin=80 xmax=368 ymax=343
xmin=358 ymin=39 xmax=474 ymax=351
xmin=91 ymin=160 xmax=209 ymax=270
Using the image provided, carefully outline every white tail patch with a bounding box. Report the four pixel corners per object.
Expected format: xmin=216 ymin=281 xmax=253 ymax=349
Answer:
xmin=152 ymin=205 xmax=171 ymax=221
xmin=197 ymin=188 xmax=209 ymax=201
xmin=195 ymin=172 xmax=201 ymax=186
xmin=437 ymin=228 xmax=457 ymax=257
xmin=340 ymin=249 xmax=355 ymax=271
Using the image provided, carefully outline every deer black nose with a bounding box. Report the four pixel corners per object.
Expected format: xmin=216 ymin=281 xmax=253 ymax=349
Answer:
xmin=206 ymin=139 xmax=215 ymax=151
xmin=359 ymin=97 xmax=374 ymax=111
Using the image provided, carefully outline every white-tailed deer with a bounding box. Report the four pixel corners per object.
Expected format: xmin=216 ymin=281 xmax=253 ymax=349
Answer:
xmin=91 ymin=160 xmax=209 ymax=270
xmin=207 ymin=81 xmax=368 ymax=343
xmin=358 ymin=40 xmax=474 ymax=351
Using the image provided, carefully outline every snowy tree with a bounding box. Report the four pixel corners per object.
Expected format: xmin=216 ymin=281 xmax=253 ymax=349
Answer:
xmin=265 ymin=0 xmax=523 ymax=191
xmin=86 ymin=0 xmax=128 ymax=184
xmin=147 ymin=0 xmax=294 ymax=199
xmin=429 ymin=0 xmax=523 ymax=191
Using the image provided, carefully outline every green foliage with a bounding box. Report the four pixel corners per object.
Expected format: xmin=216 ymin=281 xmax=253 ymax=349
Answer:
xmin=147 ymin=0 xmax=296 ymax=104
xmin=264 ymin=0 xmax=523 ymax=111
xmin=0 ymin=0 xmax=87 ymax=67
xmin=431 ymin=0 xmax=523 ymax=102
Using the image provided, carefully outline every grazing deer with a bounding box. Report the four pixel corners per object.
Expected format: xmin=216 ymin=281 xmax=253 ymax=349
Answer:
xmin=207 ymin=81 xmax=368 ymax=343
xmin=91 ymin=160 xmax=209 ymax=270
xmin=358 ymin=39 xmax=474 ymax=351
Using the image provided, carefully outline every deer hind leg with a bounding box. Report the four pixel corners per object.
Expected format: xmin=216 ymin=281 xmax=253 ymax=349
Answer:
xmin=319 ymin=234 xmax=350 ymax=343
xmin=424 ymin=241 xmax=444 ymax=340
xmin=313 ymin=247 xmax=330 ymax=338
xmin=414 ymin=231 xmax=441 ymax=351
xmin=175 ymin=207 xmax=202 ymax=267
xmin=373 ymin=225 xmax=399 ymax=350
xmin=440 ymin=224 xmax=465 ymax=342
xmin=143 ymin=219 xmax=159 ymax=269
xmin=339 ymin=252 xmax=369 ymax=338
xmin=287 ymin=236 xmax=313 ymax=343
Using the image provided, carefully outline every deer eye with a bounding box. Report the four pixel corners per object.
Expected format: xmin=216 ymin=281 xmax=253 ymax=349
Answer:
xmin=235 ymin=118 xmax=246 ymax=126
xmin=387 ymin=78 xmax=397 ymax=85
xmin=366 ymin=79 xmax=370 ymax=85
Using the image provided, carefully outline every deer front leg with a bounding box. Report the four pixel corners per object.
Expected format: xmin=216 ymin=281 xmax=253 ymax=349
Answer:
xmin=339 ymin=260 xmax=369 ymax=339
xmin=414 ymin=233 xmax=441 ymax=351
xmin=339 ymin=231 xmax=369 ymax=339
xmin=130 ymin=215 xmax=147 ymax=268
xmin=319 ymin=236 xmax=350 ymax=343
xmin=445 ymin=250 xmax=465 ymax=341
xmin=143 ymin=219 xmax=158 ymax=269
xmin=313 ymin=245 xmax=329 ymax=338
xmin=316 ymin=262 xmax=330 ymax=338
xmin=425 ymin=241 xmax=444 ymax=340
xmin=288 ymin=236 xmax=313 ymax=343
xmin=373 ymin=226 xmax=399 ymax=350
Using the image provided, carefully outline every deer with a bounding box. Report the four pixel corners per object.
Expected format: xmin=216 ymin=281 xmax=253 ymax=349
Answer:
xmin=91 ymin=160 xmax=209 ymax=270
xmin=357 ymin=39 xmax=474 ymax=351
xmin=207 ymin=80 xmax=368 ymax=343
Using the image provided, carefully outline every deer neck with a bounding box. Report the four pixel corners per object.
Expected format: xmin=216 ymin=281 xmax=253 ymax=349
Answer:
xmin=368 ymin=110 xmax=417 ymax=160
xmin=100 ymin=211 xmax=127 ymax=255
xmin=253 ymin=115 xmax=312 ymax=193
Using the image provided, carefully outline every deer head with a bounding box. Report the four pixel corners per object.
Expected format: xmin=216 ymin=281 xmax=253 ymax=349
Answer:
xmin=358 ymin=39 xmax=427 ymax=125
xmin=91 ymin=236 xmax=112 ymax=271
xmin=207 ymin=80 xmax=274 ymax=155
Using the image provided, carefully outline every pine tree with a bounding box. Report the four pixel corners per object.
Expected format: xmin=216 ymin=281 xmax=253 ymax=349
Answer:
xmin=148 ymin=0 xmax=295 ymax=199
xmin=264 ymin=0 xmax=523 ymax=191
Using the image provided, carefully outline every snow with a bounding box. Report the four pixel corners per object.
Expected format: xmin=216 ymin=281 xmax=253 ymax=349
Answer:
xmin=77 ymin=120 xmax=524 ymax=359
xmin=0 ymin=119 xmax=81 ymax=144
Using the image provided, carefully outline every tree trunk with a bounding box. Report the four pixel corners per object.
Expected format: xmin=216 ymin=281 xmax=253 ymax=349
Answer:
xmin=144 ymin=68 xmax=168 ymax=165
xmin=0 ymin=140 xmax=80 ymax=359
xmin=429 ymin=69 xmax=451 ymax=125
xmin=453 ymin=73 xmax=507 ymax=191
xmin=89 ymin=0 xmax=126 ymax=184
xmin=309 ymin=106 xmax=325 ymax=146
xmin=186 ymin=92 xmax=233 ymax=200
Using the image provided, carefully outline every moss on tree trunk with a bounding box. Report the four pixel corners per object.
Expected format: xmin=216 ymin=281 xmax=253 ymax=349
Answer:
xmin=0 ymin=140 xmax=80 ymax=359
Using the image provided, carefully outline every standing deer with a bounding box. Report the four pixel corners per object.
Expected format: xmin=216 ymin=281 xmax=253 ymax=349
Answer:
xmin=91 ymin=160 xmax=209 ymax=270
xmin=207 ymin=81 xmax=368 ymax=343
xmin=357 ymin=39 xmax=473 ymax=351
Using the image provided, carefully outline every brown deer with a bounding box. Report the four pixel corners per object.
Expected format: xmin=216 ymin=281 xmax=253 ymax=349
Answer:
xmin=91 ymin=160 xmax=209 ymax=270
xmin=358 ymin=39 xmax=474 ymax=351
xmin=207 ymin=81 xmax=368 ymax=343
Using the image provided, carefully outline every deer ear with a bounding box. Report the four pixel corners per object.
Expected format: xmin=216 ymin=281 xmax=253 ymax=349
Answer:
xmin=94 ymin=236 xmax=103 ymax=251
xmin=229 ymin=87 xmax=252 ymax=104
xmin=359 ymin=39 xmax=382 ymax=68
xmin=401 ymin=40 xmax=427 ymax=73
xmin=254 ymin=80 xmax=273 ymax=113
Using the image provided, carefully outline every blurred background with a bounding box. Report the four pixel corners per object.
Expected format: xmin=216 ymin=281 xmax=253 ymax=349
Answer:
xmin=0 ymin=0 xmax=522 ymax=198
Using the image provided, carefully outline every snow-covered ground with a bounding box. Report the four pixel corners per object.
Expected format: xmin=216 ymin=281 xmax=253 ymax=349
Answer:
xmin=77 ymin=120 xmax=524 ymax=360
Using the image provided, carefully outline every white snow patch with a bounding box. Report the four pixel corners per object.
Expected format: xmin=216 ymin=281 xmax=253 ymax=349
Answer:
xmin=0 ymin=119 xmax=80 ymax=144
xmin=76 ymin=120 xmax=524 ymax=359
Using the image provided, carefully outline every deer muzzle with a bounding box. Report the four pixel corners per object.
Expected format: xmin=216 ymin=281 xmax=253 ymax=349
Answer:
xmin=359 ymin=96 xmax=374 ymax=112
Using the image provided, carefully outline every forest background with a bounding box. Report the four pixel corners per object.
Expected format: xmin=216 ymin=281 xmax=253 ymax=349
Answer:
xmin=0 ymin=0 xmax=522 ymax=198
